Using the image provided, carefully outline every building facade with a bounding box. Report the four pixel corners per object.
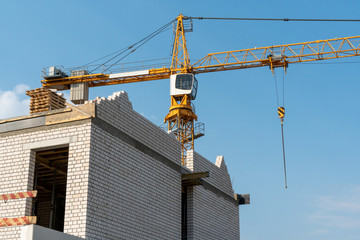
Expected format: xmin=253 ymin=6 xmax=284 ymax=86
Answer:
xmin=0 ymin=91 xmax=242 ymax=240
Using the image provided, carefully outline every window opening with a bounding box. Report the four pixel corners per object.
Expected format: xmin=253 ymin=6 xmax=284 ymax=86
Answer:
xmin=32 ymin=147 xmax=69 ymax=232
xmin=176 ymin=74 xmax=193 ymax=90
xmin=190 ymin=77 xmax=198 ymax=100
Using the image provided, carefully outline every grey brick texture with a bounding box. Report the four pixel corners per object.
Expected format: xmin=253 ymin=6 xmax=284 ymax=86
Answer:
xmin=0 ymin=91 xmax=240 ymax=240
xmin=186 ymin=151 xmax=240 ymax=240
xmin=85 ymin=91 xmax=182 ymax=239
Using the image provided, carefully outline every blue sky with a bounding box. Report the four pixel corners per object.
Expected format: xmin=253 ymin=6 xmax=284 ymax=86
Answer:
xmin=1 ymin=1 xmax=359 ymax=239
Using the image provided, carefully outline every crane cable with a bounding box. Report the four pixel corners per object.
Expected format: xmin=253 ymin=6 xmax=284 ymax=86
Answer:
xmin=77 ymin=16 xmax=360 ymax=73
xmin=87 ymin=19 xmax=176 ymax=73
xmin=273 ymin=69 xmax=287 ymax=189
xmin=191 ymin=17 xmax=360 ymax=22
xmin=102 ymin=20 xmax=174 ymax=73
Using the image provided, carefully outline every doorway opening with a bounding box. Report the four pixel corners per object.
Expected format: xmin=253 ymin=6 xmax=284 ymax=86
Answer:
xmin=32 ymin=146 xmax=69 ymax=232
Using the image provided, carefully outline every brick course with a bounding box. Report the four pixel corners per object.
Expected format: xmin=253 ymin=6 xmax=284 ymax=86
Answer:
xmin=0 ymin=91 xmax=240 ymax=240
xmin=0 ymin=122 xmax=91 ymax=239
xmin=186 ymin=152 xmax=239 ymax=240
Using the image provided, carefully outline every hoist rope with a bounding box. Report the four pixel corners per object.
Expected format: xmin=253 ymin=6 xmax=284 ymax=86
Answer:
xmin=281 ymin=70 xmax=287 ymax=188
xmin=273 ymin=69 xmax=288 ymax=188
xmin=281 ymin=121 xmax=287 ymax=189
xmin=273 ymin=71 xmax=280 ymax=107
xmin=282 ymin=69 xmax=285 ymax=107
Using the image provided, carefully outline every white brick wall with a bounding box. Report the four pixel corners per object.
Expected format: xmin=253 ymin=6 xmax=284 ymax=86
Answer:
xmin=185 ymin=151 xmax=240 ymax=240
xmin=0 ymin=123 xmax=92 ymax=240
xmin=85 ymin=91 xmax=182 ymax=239
xmin=186 ymin=151 xmax=234 ymax=196
xmin=86 ymin=124 xmax=181 ymax=239
xmin=88 ymin=91 xmax=181 ymax=165
xmin=0 ymin=91 xmax=240 ymax=240
xmin=187 ymin=187 xmax=240 ymax=239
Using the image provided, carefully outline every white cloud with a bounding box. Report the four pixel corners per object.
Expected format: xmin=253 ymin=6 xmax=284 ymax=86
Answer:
xmin=309 ymin=212 xmax=360 ymax=229
xmin=0 ymin=84 xmax=30 ymax=119
xmin=307 ymin=186 xmax=360 ymax=230
xmin=14 ymin=84 xmax=30 ymax=95
xmin=313 ymin=194 xmax=360 ymax=214
xmin=309 ymin=229 xmax=329 ymax=235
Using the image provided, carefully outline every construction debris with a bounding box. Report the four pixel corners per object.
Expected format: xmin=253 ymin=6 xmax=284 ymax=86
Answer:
xmin=26 ymin=88 xmax=66 ymax=114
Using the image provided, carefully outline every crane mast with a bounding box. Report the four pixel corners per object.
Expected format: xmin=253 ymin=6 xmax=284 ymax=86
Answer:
xmin=40 ymin=14 xmax=360 ymax=165
xmin=171 ymin=14 xmax=191 ymax=73
xmin=165 ymin=14 xmax=198 ymax=165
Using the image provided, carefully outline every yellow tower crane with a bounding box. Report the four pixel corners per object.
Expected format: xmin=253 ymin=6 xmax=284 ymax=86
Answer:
xmin=41 ymin=14 xmax=360 ymax=165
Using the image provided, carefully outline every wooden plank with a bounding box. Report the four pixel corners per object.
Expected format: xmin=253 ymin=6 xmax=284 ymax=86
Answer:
xmin=0 ymin=216 xmax=37 ymax=227
xmin=26 ymin=87 xmax=66 ymax=114
xmin=46 ymin=102 xmax=95 ymax=125
xmin=0 ymin=191 xmax=37 ymax=201
xmin=30 ymin=98 xmax=65 ymax=104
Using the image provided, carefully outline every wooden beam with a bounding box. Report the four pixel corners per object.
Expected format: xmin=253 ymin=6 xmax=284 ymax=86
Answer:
xmin=36 ymin=148 xmax=68 ymax=156
xmin=0 ymin=216 xmax=37 ymax=227
xmin=181 ymin=171 xmax=209 ymax=180
xmin=182 ymin=179 xmax=204 ymax=187
xmin=36 ymin=184 xmax=65 ymax=198
xmin=36 ymin=184 xmax=51 ymax=193
xmin=65 ymin=102 xmax=92 ymax=117
xmin=0 ymin=191 xmax=37 ymax=201
xmin=36 ymin=156 xmax=66 ymax=176
xmin=182 ymin=171 xmax=209 ymax=187
xmin=37 ymin=155 xmax=68 ymax=162
xmin=234 ymin=193 xmax=250 ymax=205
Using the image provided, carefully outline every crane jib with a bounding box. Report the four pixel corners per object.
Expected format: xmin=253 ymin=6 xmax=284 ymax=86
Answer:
xmin=38 ymin=14 xmax=360 ymax=167
xmin=109 ymin=70 xmax=150 ymax=79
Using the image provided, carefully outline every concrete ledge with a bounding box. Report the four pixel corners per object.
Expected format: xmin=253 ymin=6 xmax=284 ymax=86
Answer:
xmin=23 ymin=136 xmax=78 ymax=150
xmin=20 ymin=225 xmax=84 ymax=240
xmin=235 ymin=193 xmax=250 ymax=205
xmin=0 ymin=119 xmax=91 ymax=138
xmin=0 ymin=116 xmax=45 ymax=133
xmin=202 ymin=181 xmax=239 ymax=206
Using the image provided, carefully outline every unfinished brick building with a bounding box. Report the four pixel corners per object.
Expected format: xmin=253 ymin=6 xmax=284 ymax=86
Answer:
xmin=0 ymin=91 xmax=247 ymax=240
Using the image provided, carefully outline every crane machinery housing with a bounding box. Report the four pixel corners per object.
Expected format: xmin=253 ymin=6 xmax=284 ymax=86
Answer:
xmin=40 ymin=14 xmax=360 ymax=165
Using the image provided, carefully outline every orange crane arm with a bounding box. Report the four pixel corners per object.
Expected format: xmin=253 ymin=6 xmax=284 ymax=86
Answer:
xmin=42 ymin=68 xmax=172 ymax=90
xmin=191 ymin=35 xmax=360 ymax=74
xmin=41 ymin=35 xmax=360 ymax=90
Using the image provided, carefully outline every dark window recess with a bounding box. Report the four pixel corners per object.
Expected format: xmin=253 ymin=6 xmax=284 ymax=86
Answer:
xmin=175 ymin=74 xmax=193 ymax=90
xmin=181 ymin=188 xmax=188 ymax=240
xmin=32 ymin=147 xmax=69 ymax=232
xmin=190 ymin=77 xmax=198 ymax=100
